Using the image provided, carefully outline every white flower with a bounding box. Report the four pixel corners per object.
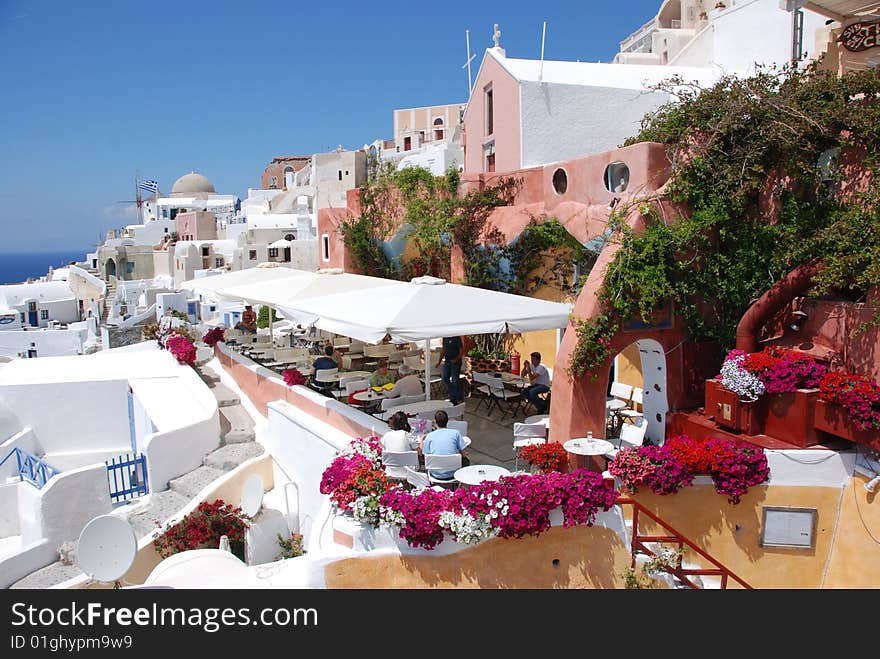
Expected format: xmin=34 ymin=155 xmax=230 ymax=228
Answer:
xmin=438 ymin=510 xmax=497 ymax=544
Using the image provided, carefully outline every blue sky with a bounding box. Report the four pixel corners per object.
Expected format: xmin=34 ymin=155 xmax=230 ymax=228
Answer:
xmin=0 ymin=0 xmax=662 ymax=253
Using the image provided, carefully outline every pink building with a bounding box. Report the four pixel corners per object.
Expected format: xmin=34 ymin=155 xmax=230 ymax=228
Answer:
xmin=175 ymin=211 xmax=218 ymax=242
xmin=461 ymin=45 xmax=718 ymax=174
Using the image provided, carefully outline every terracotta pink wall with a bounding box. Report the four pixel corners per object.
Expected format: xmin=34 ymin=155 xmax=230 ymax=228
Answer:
xmin=175 ymin=211 xmax=217 ymax=241
xmin=463 ymin=52 xmax=521 ymax=174
xmin=214 ymin=344 xmax=375 ymax=438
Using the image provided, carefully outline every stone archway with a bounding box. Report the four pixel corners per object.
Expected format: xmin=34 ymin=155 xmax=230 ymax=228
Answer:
xmin=105 ymin=258 xmax=116 ymax=279
xmin=612 ymin=338 xmax=669 ymax=443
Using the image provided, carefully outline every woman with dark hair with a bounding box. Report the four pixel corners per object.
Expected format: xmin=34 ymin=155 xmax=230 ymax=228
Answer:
xmin=380 ymin=411 xmax=416 ymax=478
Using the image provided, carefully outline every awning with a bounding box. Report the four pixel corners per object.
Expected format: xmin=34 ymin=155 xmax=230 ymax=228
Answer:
xmin=268 ymin=239 xmax=294 ymax=249
xmin=178 ymin=266 xmax=308 ymax=297
xmin=273 ymin=275 xmax=573 ymax=344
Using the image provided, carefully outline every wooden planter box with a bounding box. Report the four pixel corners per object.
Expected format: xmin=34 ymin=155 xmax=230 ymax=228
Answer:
xmin=814 ymin=399 xmax=880 ymax=450
xmin=705 ymin=379 xmax=765 ymax=435
xmin=763 ymin=389 xmax=821 ymax=447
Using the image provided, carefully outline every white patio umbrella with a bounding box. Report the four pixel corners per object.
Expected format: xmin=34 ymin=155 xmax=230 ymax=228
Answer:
xmin=272 ymin=276 xmax=573 ymax=399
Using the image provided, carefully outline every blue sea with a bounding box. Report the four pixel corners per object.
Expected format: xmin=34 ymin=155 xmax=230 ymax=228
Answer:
xmin=0 ymin=250 xmax=93 ymax=285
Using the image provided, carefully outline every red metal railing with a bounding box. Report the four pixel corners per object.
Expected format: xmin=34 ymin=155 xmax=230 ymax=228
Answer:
xmin=616 ymin=496 xmax=752 ymax=589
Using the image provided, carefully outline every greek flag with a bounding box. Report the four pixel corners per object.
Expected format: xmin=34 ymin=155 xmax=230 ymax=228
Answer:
xmin=138 ymin=179 xmax=158 ymax=194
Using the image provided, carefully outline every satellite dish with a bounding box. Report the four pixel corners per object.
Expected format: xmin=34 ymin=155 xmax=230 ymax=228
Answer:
xmin=76 ymin=515 xmax=137 ymax=586
xmin=240 ymin=474 xmax=264 ymax=517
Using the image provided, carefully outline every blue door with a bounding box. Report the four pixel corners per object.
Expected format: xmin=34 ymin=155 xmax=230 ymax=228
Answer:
xmin=27 ymin=302 xmax=38 ymax=327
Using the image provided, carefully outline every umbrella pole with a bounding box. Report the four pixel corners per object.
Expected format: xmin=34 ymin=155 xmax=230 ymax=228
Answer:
xmin=424 ymin=339 xmax=431 ymax=401
xmin=269 ymin=306 xmax=274 ymax=345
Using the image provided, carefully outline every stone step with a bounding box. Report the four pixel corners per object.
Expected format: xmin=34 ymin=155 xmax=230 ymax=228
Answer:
xmin=195 ymin=346 xmax=213 ymax=367
xmin=210 ymin=382 xmax=239 ymax=408
xmin=168 ymin=466 xmax=227 ymax=499
xmin=127 ymin=490 xmax=191 ymax=538
xmin=220 ymin=405 xmax=255 ymax=444
xmin=203 ymin=443 xmax=264 ymax=471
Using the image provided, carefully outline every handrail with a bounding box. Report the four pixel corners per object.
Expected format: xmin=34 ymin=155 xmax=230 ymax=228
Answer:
xmin=616 ymin=496 xmax=752 ymax=589
xmin=0 ymin=447 xmax=60 ymax=489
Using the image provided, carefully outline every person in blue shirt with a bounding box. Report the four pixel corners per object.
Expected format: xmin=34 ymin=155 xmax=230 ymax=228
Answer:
xmin=440 ymin=336 xmax=464 ymax=404
xmin=310 ymin=344 xmax=339 ymax=388
xmin=420 ymin=410 xmax=468 ymax=479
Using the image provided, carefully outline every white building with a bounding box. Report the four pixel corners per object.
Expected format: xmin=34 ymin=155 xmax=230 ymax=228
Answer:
xmin=0 ymin=346 xmax=219 ymax=588
xmin=614 ymin=0 xmax=827 ymax=72
xmin=0 ymin=281 xmax=79 ymax=330
xmin=153 ymin=172 xmax=239 ymax=228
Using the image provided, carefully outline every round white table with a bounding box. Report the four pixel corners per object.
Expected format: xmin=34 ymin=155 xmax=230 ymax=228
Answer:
xmin=324 ymin=370 xmax=371 ymax=382
xmin=352 ymin=390 xmax=387 ymax=410
xmin=454 ymin=464 xmax=510 ymax=486
xmin=564 ymin=438 xmax=615 ymax=456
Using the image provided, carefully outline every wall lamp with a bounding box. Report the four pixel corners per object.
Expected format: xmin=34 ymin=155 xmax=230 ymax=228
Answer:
xmin=865 ymin=474 xmax=880 ymax=494
xmin=790 ymin=310 xmax=808 ymax=332
xmin=608 ymin=197 xmax=621 ymax=209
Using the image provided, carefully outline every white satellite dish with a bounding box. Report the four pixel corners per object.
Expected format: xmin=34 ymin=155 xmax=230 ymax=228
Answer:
xmin=76 ymin=515 xmax=137 ymax=586
xmin=240 ymin=474 xmax=264 ymax=517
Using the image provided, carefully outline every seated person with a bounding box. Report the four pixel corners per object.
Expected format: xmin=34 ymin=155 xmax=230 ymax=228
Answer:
xmin=380 ymin=411 xmax=418 ymax=479
xmin=370 ymin=360 xmax=395 ymax=389
xmin=521 ymin=351 xmax=552 ymax=414
xmin=420 ymin=410 xmax=469 ymax=479
xmin=385 ymin=363 xmax=422 ymax=398
xmin=310 ymin=344 xmax=339 ymax=388
xmin=234 ymin=305 xmax=257 ymax=334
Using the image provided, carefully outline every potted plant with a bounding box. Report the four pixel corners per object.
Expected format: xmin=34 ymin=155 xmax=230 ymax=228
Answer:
xmin=518 ymin=442 xmax=569 ymax=473
xmin=153 ymin=499 xmax=251 ymax=560
xmin=816 ymin=371 xmax=880 ymax=447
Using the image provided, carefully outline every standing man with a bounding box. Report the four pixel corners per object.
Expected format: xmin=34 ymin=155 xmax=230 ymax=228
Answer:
xmin=521 ymin=351 xmax=551 ymax=414
xmin=441 ymin=335 xmax=464 ymax=405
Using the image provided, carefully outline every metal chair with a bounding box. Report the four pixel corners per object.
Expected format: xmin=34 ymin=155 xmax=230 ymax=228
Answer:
xmin=618 ymin=386 xmax=644 ymax=422
xmin=311 ymin=368 xmax=337 ymax=396
xmin=446 ymin=402 xmax=466 ymax=419
xmin=447 ymin=419 xmax=468 ymax=436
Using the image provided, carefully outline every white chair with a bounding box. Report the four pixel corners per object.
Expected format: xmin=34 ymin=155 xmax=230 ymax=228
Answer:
xmin=606 ymin=416 xmax=649 ymax=460
xmin=332 ymin=337 xmax=350 ymax=349
xmin=512 ymin=422 xmax=548 ymax=470
xmin=447 ymin=419 xmax=468 ymax=436
xmin=618 ymin=387 xmax=644 ymax=422
xmin=424 ymin=453 xmax=462 ymax=488
xmin=374 ymin=395 xmax=407 ymax=421
xmin=334 ymin=373 xmax=364 ymax=399
xmin=607 ymin=381 xmax=634 ymax=434
xmin=349 ymin=340 xmax=365 ymax=356
xmin=381 ymin=451 xmax=420 ymax=480
xmin=608 ymin=381 xmax=633 ymax=406
xmin=312 ymin=367 xmax=337 ymax=395
xmin=471 ymin=372 xmax=494 ymax=413
xmin=403 ymin=356 xmax=424 ymax=372
xmin=446 ymin=403 xmax=466 ymax=419
xmin=403 ymin=466 xmax=447 ymax=492
xmin=345 ymin=379 xmax=370 ymax=397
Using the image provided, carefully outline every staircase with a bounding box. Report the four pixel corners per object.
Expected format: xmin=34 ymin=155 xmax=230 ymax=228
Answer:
xmin=101 ymin=280 xmax=117 ymax=323
xmin=618 ymin=496 xmax=751 ymax=589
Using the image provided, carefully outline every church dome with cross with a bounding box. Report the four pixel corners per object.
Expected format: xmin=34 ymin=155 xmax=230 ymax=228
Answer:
xmin=170 ymin=171 xmax=216 ymax=197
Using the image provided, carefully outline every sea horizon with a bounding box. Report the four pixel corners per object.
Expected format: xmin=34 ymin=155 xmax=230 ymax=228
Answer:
xmin=0 ymin=248 xmax=94 ymax=285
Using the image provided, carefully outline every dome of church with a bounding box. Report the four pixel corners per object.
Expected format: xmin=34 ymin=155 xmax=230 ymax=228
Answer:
xmin=170 ymin=172 xmax=216 ymax=196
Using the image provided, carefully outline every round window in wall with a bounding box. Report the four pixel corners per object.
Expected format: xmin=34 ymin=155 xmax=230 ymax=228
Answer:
xmin=604 ymin=161 xmax=630 ymax=193
xmin=552 ymin=168 xmax=568 ymax=195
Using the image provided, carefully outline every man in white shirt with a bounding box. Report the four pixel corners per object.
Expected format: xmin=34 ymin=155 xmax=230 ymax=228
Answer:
xmin=386 ymin=363 xmax=423 ymax=398
xmin=521 ymin=351 xmax=551 ymax=414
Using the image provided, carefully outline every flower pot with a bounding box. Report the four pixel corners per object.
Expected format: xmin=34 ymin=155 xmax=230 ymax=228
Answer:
xmin=705 ymin=379 xmax=765 ymax=434
xmin=814 ymin=399 xmax=880 ymax=450
xmin=763 ymin=389 xmax=820 ymax=447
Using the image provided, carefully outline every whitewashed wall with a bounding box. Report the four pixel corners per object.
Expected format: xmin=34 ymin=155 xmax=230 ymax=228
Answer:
xmin=0 ymin=327 xmax=87 ymax=358
xmin=0 ymin=538 xmax=55 ymax=589
xmin=142 ymin=368 xmax=219 ymax=491
xmin=0 ymin=380 xmax=130 ymax=453
xmin=0 ymin=429 xmax=40 ymax=481
xmin=0 ymin=481 xmax=21 ymax=537
xmin=519 ymin=82 xmax=670 ymax=167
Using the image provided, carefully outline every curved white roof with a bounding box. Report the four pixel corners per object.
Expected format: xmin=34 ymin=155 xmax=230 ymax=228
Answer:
xmin=0 ymin=281 xmax=73 ymax=306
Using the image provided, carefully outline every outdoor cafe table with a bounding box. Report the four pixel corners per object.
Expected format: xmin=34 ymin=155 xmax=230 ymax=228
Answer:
xmin=563 ymin=438 xmax=615 ymax=473
xmin=382 ymin=399 xmax=453 ymax=417
xmin=352 ymin=390 xmax=386 ymax=411
xmin=454 ymin=464 xmax=510 ymax=486
xmin=324 ymin=370 xmax=371 ymax=382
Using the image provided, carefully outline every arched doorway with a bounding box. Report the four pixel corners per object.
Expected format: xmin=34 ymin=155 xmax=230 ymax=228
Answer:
xmin=608 ymin=338 xmax=669 ymax=444
xmin=105 ymin=258 xmax=116 ymax=279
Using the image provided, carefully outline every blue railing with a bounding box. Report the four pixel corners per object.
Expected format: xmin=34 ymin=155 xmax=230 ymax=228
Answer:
xmin=0 ymin=447 xmax=60 ymax=489
xmin=106 ymin=453 xmax=149 ymax=503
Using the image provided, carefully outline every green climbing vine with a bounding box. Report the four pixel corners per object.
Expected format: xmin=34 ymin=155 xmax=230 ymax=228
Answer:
xmin=569 ymin=63 xmax=880 ymax=378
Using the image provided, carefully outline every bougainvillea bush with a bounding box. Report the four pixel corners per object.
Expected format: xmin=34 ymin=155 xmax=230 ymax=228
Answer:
xmin=202 ymin=327 xmax=225 ymax=347
xmin=164 ymin=333 xmax=196 ymax=367
xmin=282 ymin=368 xmax=307 ymax=387
xmin=819 ymin=371 xmax=880 ymax=432
xmin=153 ymin=499 xmax=250 ymax=558
xmin=612 ymin=434 xmax=770 ymax=504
